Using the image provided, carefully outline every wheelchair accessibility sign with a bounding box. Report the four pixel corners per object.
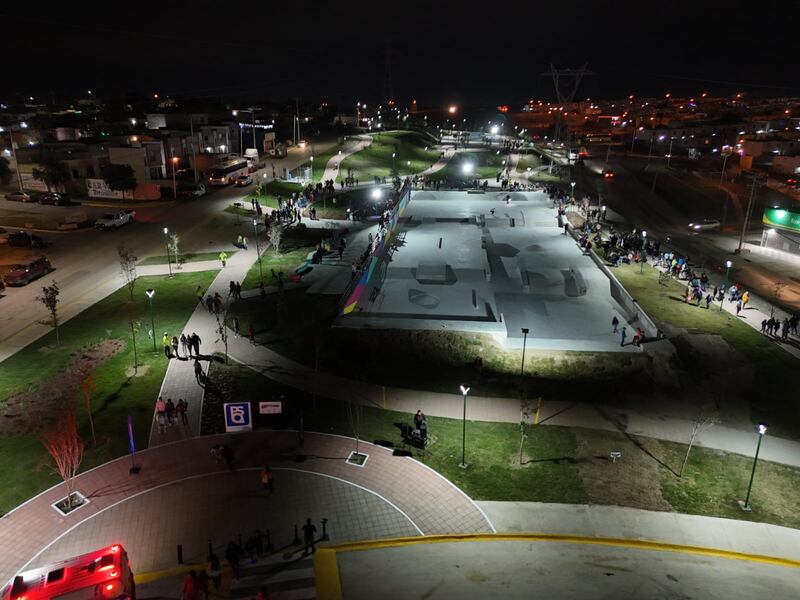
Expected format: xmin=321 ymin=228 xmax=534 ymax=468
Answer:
xmin=223 ymin=402 xmax=252 ymax=433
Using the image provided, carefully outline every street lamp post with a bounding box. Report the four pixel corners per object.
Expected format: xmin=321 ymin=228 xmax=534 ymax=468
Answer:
xmin=520 ymin=328 xmax=529 ymax=402
xmin=570 ymin=181 xmax=576 ymax=203
xmin=742 ymin=423 xmax=768 ymax=511
xmin=145 ymin=289 xmax=156 ymax=353
xmin=163 ymin=227 xmax=173 ymax=278
xmin=0 ymin=127 xmax=25 ymax=192
xmin=725 ymin=259 xmax=732 ymax=284
xmin=310 ymin=155 xmax=314 ymax=182
xmin=253 ymin=219 xmax=264 ymax=287
xmin=171 ymin=156 xmax=179 ymax=200
xmin=459 ymin=385 xmax=470 ymax=469
xmin=640 ymin=231 xmax=647 ymax=273
xmin=666 ymin=137 xmax=675 ymax=168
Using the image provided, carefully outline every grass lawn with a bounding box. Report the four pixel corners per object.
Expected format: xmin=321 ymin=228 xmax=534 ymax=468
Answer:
xmin=339 ymin=131 xmax=439 ymax=181
xmin=204 ymin=359 xmax=585 ymax=503
xmin=612 ymin=261 xmax=800 ymax=436
xmin=231 ymin=287 xmax=652 ymax=400
xmin=436 ymin=150 xmax=507 ymax=181
xmin=0 ymin=270 xmax=217 ymax=513
xmin=239 ymin=227 xmax=330 ymax=290
xmin=204 ymin=360 xmax=800 ymax=527
xmin=138 ymin=251 xmax=236 ymax=266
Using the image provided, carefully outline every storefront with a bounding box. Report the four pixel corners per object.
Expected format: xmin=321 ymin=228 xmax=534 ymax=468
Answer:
xmin=761 ymin=206 xmax=800 ymax=257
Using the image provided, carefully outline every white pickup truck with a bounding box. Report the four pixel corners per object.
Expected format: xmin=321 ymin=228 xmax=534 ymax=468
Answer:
xmin=94 ymin=210 xmax=136 ymax=231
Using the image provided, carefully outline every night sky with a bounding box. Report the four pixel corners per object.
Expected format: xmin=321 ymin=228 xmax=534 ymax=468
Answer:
xmin=3 ymin=1 xmax=797 ymax=107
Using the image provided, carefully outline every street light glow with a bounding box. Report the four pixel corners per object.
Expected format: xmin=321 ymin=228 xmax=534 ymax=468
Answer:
xmin=757 ymin=423 xmax=768 ymax=435
xmin=460 ymin=385 xmax=470 ymax=395
xmin=462 ymin=163 xmax=474 ymax=175
xmin=490 ymin=125 xmax=499 ymax=134
xmin=448 ymin=105 xmax=457 ymax=114
xmin=371 ymin=188 xmax=382 ymax=200
xmin=163 ymin=227 xmax=168 ymax=235
xmin=726 ymin=260 xmax=732 ymax=268
xmin=145 ymin=289 xmax=155 ymax=299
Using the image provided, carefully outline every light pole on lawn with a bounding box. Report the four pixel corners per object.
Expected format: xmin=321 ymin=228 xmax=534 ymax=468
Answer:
xmin=253 ymin=219 xmax=264 ymax=287
xmin=741 ymin=423 xmax=768 ymax=511
xmin=570 ymin=181 xmax=575 ymax=203
xmin=725 ymin=259 xmax=732 ymax=284
xmin=171 ymin=156 xmax=179 ymax=199
xmin=459 ymin=385 xmax=470 ymax=469
xmin=640 ymin=231 xmax=647 ymax=273
xmin=145 ymin=289 xmax=156 ymax=353
xmin=520 ymin=328 xmax=529 ymax=403
xmin=163 ymin=227 xmax=173 ymax=278
xmin=310 ymin=155 xmax=314 ymax=182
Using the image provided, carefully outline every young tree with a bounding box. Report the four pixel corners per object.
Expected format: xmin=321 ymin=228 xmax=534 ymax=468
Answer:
xmin=31 ymin=158 xmax=70 ymax=192
xmin=126 ymin=301 xmax=141 ymax=374
xmin=37 ymin=282 xmax=61 ymax=345
xmin=268 ymin=220 xmax=283 ymax=257
xmin=117 ymin=243 xmax=138 ymax=300
xmin=518 ymin=397 xmax=536 ymax=465
xmin=101 ymin=163 xmax=137 ymax=200
xmin=214 ymin=303 xmax=230 ymax=364
xmin=40 ymin=405 xmax=85 ymax=510
xmin=168 ymin=233 xmax=181 ymax=268
xmin=346 ymin=400 xmax=363 ymax=456
xmin=679 ymin=411 xmax=718 ymax=478
xmin=80 ymin=375 xmax=97 ymax=447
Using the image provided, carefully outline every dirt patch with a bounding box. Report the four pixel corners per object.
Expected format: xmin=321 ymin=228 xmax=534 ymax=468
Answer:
xmin=125 ymin=363 xmax=150 ymax=378
xmin=573 ymin=427 xmax=674 ymax=512
xmin=0 ymin=339 xmax=125 ymax=434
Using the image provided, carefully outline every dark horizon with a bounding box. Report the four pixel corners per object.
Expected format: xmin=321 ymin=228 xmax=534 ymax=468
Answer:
xmin=2 ymin=1 xmax=798 ymax=107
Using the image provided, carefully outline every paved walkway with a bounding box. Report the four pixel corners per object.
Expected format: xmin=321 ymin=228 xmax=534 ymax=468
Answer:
xmin=320 ymin=135 xmax=373 ymax=183
xmin=0 ymin=431 xmax=492 ymax=587
xmin=480 ymin=501 xmax=800 ymax=561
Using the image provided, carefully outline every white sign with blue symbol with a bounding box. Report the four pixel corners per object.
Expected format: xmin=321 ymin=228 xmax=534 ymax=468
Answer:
xmin=223 ymin=402 xmax=252 ymax=433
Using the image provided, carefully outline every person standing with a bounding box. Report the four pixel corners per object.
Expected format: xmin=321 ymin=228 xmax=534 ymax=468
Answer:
xmin=302 ymin=518 xmax=317 ymax=555
xmin=177 ymin=398 xmax=189 ymax=426
xmin=206 ymin=552 xmax=222 ymax=592
xmin=260 ymin=464 xmax=274 ymax=493
xmin=194 ymin=359 xmax=203 ymax=384
xmin=219 ymin=250 xmax=228 ymax=267
xmin=166 ymin=398 xmax=176 ymax=427
xmin=233 ymin=317 xmax=241 ymax=338
xmin=181 ymin=333 xmax=189 ymax=357
xmin=192 ymin=332 xmax=202 ymax=356
xmin=172 ymin=335 xmax=180 ymax=359
xmin=611 ymin=316 xmax=619 ymax=333
xmin=182 ymin=570 xmax=198 ymax=600
xmin=736 ymin=299 xmax=742 ymax=316
xmin=162 ymin=332 xmax=172 ymax=359
xmin=248 ymin=323 xmax=256 ymax=344
xmin=620 ymin=326 xmax=627 ymax=347
xmin=155 ymin=396 xmax=167 ymax=433
xmin=224 ymin=542 xmax=240 ymax=579
xmin=195 ymin=285 xmax=205 ymax=305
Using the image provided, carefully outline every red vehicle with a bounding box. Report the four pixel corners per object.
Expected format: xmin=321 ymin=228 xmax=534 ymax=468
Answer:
xmin=2 ymin=544 xmax=135 ymax=600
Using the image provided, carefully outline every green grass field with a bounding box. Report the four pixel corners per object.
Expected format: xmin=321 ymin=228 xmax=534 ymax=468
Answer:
xmin=239 ymin=227 xmax=329 ymax=290
xmin=613 ymin=261 xmax=799 ymax=436
xmin=205 ymin=360 xmax=800 ymax=526
xmin=437 ymin=150 xmax=507 ymax=180
xmin=0 ymin=270 xmax=217 ymax=513
xmin=339 ymin=131 xmax=439 ymax=180
xmin=138 ymin=251 xmax=236 ymax=266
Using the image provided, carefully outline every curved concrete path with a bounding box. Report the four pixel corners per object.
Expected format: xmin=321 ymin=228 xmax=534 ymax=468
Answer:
xmin=320 ymin=135 xmax=373 ymax=183
xmin=0 ymin=432 xmax=492 ymax=586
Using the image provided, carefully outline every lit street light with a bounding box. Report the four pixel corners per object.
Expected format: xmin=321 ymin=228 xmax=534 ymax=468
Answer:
xmin=145 ymin=289 xmax=157 ymax=353
xmin=640 ymin=231 xmax=647 ymax=273
xmin=459 ymin=385 xmax=470 ymax=469
xmin=741 ymin=423 xmax=768 ymax=511
xmin=251 ymin=219 xmax=265 ymax=288
xmin=725 ymin=259 xmax=732 ymax=283
xmin=371 ymin=188 xmax=382 ymax=200
xmin=392 ymin=152 xmax=396 ymax=173
xmin=171 ymin=156 xmax=179 ymax=200
xmin=310 ymin=155 xmax=314 ymax=181
xmin=163 ymin=227 xmax=173 ymax=278
xmin=570 ymin=181 xmax=576 ymax=202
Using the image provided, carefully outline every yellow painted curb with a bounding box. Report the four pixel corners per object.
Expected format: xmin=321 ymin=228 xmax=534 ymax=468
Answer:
xmin=321 ymin=533 xmax=800 ymax=570
xmin=314 ymin=549 xmax=343 ymax=600
xmin=135 ymin=562 xmax=205 ymax=584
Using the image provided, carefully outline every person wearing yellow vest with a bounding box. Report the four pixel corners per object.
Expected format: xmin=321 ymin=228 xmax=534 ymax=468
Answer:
xmin=219 ymin=251 xmax=228 ymax=267
xmin=162 ymin=332 xmax=172 ymax=359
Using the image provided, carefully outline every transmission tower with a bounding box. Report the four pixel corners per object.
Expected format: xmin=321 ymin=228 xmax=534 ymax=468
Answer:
xmin=382 ymin=38 xmax=395 ymax=106
xmin=541 ymin=62 xmax=593 ymax=143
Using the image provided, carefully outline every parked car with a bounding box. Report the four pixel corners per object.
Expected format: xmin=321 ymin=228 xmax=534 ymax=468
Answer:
xmin=4 ymin=256 xmax=53 ymax=286
xmin=8 ymin=231 xmax=48 ymax=248
xmin=178 ymin=183 xmax=207 ymax=199
xmin=234 ymin=175 xmax=253 ymax=187
xmin=4 ymin=191 xmax=34 ymax=202
xmin=39 ymin=192 xmax=73 ymax=206
xmin=95 ymin=210 xmax=136 ymax=230
xmin=688 ymin=219 xmax=721 ymax=232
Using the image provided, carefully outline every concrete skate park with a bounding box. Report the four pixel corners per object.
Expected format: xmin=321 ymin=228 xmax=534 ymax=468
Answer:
xmin=340 ymin=189 xmax=640 ymax=351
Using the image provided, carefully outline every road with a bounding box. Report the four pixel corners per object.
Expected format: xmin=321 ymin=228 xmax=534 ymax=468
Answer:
xmin=0 ymin=143 xmax=330 ymax=362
